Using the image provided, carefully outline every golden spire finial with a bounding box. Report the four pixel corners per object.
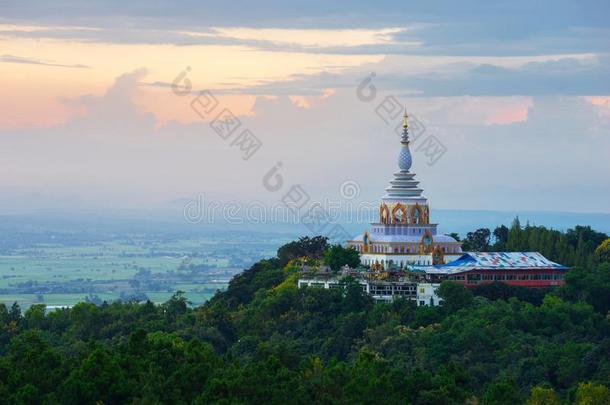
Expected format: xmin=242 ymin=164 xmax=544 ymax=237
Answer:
xmin=402 ymin=106 xmax=409 ymax=129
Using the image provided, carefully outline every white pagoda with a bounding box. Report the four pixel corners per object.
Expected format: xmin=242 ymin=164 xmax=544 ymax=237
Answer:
xmin=347 ymin=110 xmax=463 ymax=269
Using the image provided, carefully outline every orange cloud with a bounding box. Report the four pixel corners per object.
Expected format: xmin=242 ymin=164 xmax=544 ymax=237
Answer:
xmin=288 ymin=89 xmax=335 ymax=110
xmin=0 ymin=32 xmax=382 ymax=129
xmin=485 ymin=101 xmax=531 ymax=125
xmin=583 ymin=96 xmax=610 ymax=106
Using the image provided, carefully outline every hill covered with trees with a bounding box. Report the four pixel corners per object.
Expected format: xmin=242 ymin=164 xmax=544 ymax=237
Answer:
xmin=0 ymin=225 xmax=609 ymax=404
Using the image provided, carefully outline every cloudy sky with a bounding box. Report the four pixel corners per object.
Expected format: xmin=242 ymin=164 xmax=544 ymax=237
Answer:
xmin=1 ymin=1 xmax=609 ymax=213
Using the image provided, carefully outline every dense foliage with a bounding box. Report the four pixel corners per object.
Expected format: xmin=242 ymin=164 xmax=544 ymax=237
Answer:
xmin=462 ymin=219 xmax=607 ymax=268
xmin=323 ymin=244 xmax=361 ymax=270
xmin=0 ymin=224 xmax=609 ymax=404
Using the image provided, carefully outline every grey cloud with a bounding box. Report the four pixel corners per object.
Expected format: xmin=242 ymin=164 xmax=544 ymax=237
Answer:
xmin=3 ymin=0 xmax=608 ymax=30
xmin=64 ymin=68 xmax=157 ymax=135
xmin=210 ymin=55 xmax=610 ymax=97
xmin=405 ymin=57 xmax=610 ymax=96
xmin=1 ymin=1 xmax=609 ymax=56
xmin=0 ymin=54 xmax=90 ymax=68
xmin=2 ymin=24 xmax=609 ymax=57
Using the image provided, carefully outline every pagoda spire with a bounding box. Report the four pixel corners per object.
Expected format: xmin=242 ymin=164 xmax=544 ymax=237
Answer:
xmin=401 ymin=107 xmax=409 ymax=145
xmin=382 ymin=107 xmax=425 ymax=200
xmin=397 ymin=107 xmax=412 ymax=171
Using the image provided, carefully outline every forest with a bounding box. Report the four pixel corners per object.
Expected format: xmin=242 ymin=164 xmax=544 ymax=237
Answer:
xmin=0 ymin=220 xmax=609 ymax=404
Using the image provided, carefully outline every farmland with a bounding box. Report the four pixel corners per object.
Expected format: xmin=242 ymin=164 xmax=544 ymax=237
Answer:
xmin=0 ymin=233 xmax=285 ymax=309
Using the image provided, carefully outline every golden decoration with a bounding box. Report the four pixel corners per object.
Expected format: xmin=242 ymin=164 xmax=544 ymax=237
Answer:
xmin=379 ymin=203 xmax=390 ymax=224
xmin=432 ymin=246 xmax=445 ymax=265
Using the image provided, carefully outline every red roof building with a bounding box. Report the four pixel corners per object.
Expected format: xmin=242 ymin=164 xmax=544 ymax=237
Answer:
xmin=424 ymin=252 xmax=569 ymax=288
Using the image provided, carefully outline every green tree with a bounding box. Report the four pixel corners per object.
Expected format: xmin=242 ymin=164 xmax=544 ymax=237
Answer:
xmin=8 ymin=302 xmax=21 ymax=323
xmin=162 ymin=291 xmax=190 ymax=322
xmin=473 ymin=282 xmax=548 ymax=305
xmin=60 ymin=347 xmax=130 ymax=404
xmin=482 ymin=381 xmax=522 ymax=404
xmin=277 ymin=236 xmax=328 ymax=266
xmin=436 ymin=281 xmax=473 ymax=313
xmin=341 ymin=278 xmax=372 ymax=313
xmin=566 ymin=226 xmax=607 ymax=251
xmin=507 ymin=217 xmax=523 ymax=251
xmin=574 ymin=382 xmax=610 ymax=405
xmin=492 ymin=225 xmax=509 ymax=250
xmin=526 ymin=386 xmax=560 ymax=405
xmin=595 ymin=239 xmax=610 ymax=263
xmin=0 ymin=303 xmax=8 ymax=325
xmin=6 ymin=330 xmax=62 ymax=400
xmin=462 ymin=228 xmax=491 ymax=251
xmin=323 ymin=244 xmax=360 ymax=271
xmin=559 ymin=263 xmax=610 ymax=314
xmin=23 ymin=304 xmax=47 ymax=330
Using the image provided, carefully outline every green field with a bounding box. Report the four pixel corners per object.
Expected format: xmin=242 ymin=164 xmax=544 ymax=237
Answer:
xmin=0 ymin=239 xmax=241 ymax=309
xmin=0 ymin=254 xmax=183 ymax=288
xmin=0 ymin=292 xmax=218 ymax=308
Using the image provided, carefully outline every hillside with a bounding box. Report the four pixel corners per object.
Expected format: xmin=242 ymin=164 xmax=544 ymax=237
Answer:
xmin=1 ymin=226 xmax=610 ymax=404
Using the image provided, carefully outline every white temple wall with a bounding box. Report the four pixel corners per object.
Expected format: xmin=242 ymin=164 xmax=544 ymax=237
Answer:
xmin=360 ymin=253 xmax=434 ymax=267
xmin=359 ymin=253 xmax=464 ymax=267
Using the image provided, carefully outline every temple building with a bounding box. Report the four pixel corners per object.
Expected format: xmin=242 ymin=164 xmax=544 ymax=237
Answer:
xmin=297 ymin=109 xmax=568 ymax=304
xmin=347 ymin=110 xmax=462 ymax=268
xmin=426 ymin=252 xmax=568 ymax=288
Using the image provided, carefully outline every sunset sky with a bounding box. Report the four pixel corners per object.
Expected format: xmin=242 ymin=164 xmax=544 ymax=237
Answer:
xmin=1 ymin=1 xmax=609 ymax=213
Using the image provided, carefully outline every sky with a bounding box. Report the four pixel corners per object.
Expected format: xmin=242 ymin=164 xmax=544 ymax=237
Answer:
xmin=1 ymin=0 xmax=609 ymax=214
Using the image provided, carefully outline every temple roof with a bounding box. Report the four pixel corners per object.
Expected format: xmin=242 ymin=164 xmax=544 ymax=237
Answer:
xmin=425 ymin=252 xmax=569 ymax=274
xmin=383 ymin=170 xmax=425 ymax=200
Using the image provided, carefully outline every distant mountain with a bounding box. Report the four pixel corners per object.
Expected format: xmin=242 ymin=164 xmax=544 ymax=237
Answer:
xmin=1 ymin=208 xmax=608 ymax=242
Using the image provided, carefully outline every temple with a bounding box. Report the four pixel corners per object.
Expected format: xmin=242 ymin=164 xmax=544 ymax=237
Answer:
xmin=347 ymin=110 xmax=463 ymax=268
xmin=298 ymin=109 xmax=568 ymax=305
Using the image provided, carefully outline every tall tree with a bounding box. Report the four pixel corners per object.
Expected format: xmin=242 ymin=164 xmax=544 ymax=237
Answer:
xmin=463 ymin=228 xmax=491 ymax=252
xmin=507 ymin=217 xmax=523 ymax=251
xmin=492 ymin=225 xmax=509 ymax=250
